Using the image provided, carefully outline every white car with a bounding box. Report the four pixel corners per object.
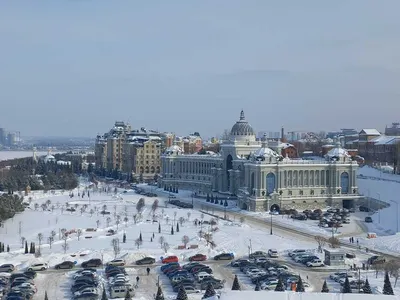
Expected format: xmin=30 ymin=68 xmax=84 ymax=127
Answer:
xmin=255 ymin=257 xmax=269 ymax=263
xmin=74 ymin=287 xmax=98 ymax=297
xmin=261 ymin=279 xmax=279 ymax=290
xmin=306 ymin=259 xmax=324 ymax=267
xmin=268 ymin=249 xmax=279 ymax=258
xmin=27 ymin=263 xmax=48 ymax=271
xmin=106 ymin=259 xmax=125 ymax=266
xmin=246 ymin=269 xmax=263 ymax=276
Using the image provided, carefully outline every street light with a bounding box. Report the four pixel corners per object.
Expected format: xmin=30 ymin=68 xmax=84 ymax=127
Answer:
xmin=390 ymin=200 xmax=399 ymax=233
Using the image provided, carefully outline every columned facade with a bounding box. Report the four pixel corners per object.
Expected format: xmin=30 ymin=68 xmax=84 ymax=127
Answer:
xmin=160 ymin=111 xmax=360 ymax=211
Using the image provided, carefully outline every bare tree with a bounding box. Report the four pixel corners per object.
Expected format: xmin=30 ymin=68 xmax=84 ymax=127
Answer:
xmin=162 ymin=242 xmax=170 ymax=253
xmin=173 ymin=212 xmax=177 ymax=225
xmin=61 ymin=234 xmax=69 ymax=254
xmin=20 ymin=236 xmax=26 ymax=248
xmin=327 ymin=237 xmax=340 ymax=248
xmin=204 ymin=232 xmax=213 ymax=246
xmin=135 ymin=238 xmax=143 ymax=249
xmin=89 ymin=209 xmax=94 ymax=217
xmin=111 ymin=238 xmax=120 ymax=258
xmin=80 ymin=207 xmax=85 ymax=215
xmin=136 ymin=198 xmax=145 ymax=213
xmin=37 ymin=233 xmax=43 ymax=250
xmin=102 ymin=204 xmax=107 ymax=211
xmin=96 ymin=220 xmax=100 ymax=228
xmin=106 ymin=217 xmax=111 ymax=227
xmin=387 ymin=260 xmax=400 ymax=287
xmin=133 ymin=214 xmax=138 ymax=224
xmin=50 ymin=205 xmax=55 ymax=212
xmin=48 ymin=236 xmax=54 ymax=249
xmin=179 ymin=217 xmax=185 ymax=226
xmin=166 ymin=216 xmax=170 ymax=225
xmin=151 ymin=199 xmax=159 ymax=212
xmin=182 ymin=235 xmax=190 ymax=247
xmin=372 ymin=262 xmax=384 ymax=278
xmin=315 ymin=236 xmax=326 ymax=253
xmin=187 ymin=212 xmax=191 ymax=221
xmin=239 ymin=216 xmax=245 ymax=224
xmin=159 ymin=236 xmax=165 ymax=248
xmin=60 ymin=228 xmax=67 ymax=240
xmin=77 ymin=229 xmax=83 ymax=241
xmin=116 ymin=215 xmax=121 ymax=230
xmin=74 ymin=203 xmax=79 ymax=210
xmin=46 ymin=199 xmax=51 ymax=206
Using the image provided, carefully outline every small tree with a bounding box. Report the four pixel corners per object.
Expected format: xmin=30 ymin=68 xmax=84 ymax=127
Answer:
xmin=155 ymin=285 xmax=165 ymax=300
xmin=48 ymin=236 xmax=54 ymax=249
xmin=152 ymin=199 xmax=159 ymax=212
xmin=24 ymin=241 xmax=28 ymax=254
xmin=136 ymin=198 xmax=145 ymax=213
xmin=327 ymin=236 xmax=340 ymax=248
xmin=176 ymin=285 xmax=188 ymax=300
xmin=158 ymin=222 xmax=161 ymax=233
xmin=387 ymin=260 xmax=400 ymax=287
xmin=275 ymin=278 xmax=285 ymax=291
xmin=159 ymin=236 xmax=165 ymax=248
xmin=342 ymin=276 xmax=352 ymax=293
xmin=224 ymin=199 xmax=228 ymax=207
xmin=187 ymin=212 xmax=191 ymax=221
xmin=96 ymin=220 xmax=100 ymax=228
xmin=176 ymin=223 xmax=180 ymax=232
xmin=106 ymin=217 xmax=111 ymax=227
xmin=171 ymin=226 xmax=174 ymax=235
xmin=296 ymin=276 xmax=305 ymax=292
xmin=89 ymin=209 xmax=94 ymax=217
xmin=77 ymin=229 xmax=83 ymax=241
xmin=37 ymin=233 xmax=43 ymax=251
xmin=315 ymin=236 xmax=326 ymax=253
xmin=111 ymin=238 xmax=120 ymax=258
xmin=231 ymin=275 xmax=241 ymax=290
xmin=162 ymin=242 xmax=170 ymax=253
xmin=255 ymin=281 xmax=261 ymax=291
xmin=239 ymin=216 xmax=245 ymax=224
xmin=123 ymin=233 xmax=126 ymax=243
xmin=321 ymin=280 xmax=329 ymax=293
xmin=202 ymin=282 xmax=216 ymax=299
xmin=44 ymin=291 xmax=49 ymax=300
xmin=363 ymin=278 xmax=372 ymax=294
xmin=61 ymin=235 xmax=69 ymax=254
xmin=124 ymin=290 xmax=132 ymax=300
xmin=383 ymin=272 xmax=394 ymax=295
xmin=7 ymin=245 xmax=10 ymax=252
xmin=182 ymin=235 xmax=190 ymax=247
xmin=135 ymin=238 xmax=142 ymax=249
xmin=179 ymin=217 xmax=185 ymax=226
xmin=101 ymin=286 xmax=108 ymax=300
xmin=20 ymin=236 xmax=26 ymax=249
xmin=139 ymin=232 xmax=143 ymax=242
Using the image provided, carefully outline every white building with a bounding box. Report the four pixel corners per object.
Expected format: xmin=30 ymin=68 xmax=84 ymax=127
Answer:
xmin=160 ymin=111 xmax=360 ymax=212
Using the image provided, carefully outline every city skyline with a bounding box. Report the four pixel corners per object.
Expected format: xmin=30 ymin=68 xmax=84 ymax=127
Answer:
xmin=1 ymin=1 xmax=400 ymax=137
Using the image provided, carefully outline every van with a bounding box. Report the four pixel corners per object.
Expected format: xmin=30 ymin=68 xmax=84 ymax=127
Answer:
xmin=110 ymin=285 xmax=134 ymax=299
xmin=195 ymin=272 xmax=211 ymax=281
xmin=288 ymin=250 xmax=306 ymax=257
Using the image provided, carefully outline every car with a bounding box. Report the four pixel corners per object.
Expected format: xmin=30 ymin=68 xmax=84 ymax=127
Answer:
xmin=55 ymin=261 xmax=75 ymax=269
xmin=288 ymin=249 xmax=306 ymax=257
xmin=27 ymin=263 xmax=48 ymax=271
xmin=214 ymin=253 xmax=234 ymax=260
xmin=367 ymin=256 xmax=386 ymax=265
xmin=81 ymin=259 xmax=102 ymax=268
xmin=306 ymin=259 xmax=324 ymax=267
xmin=0 ymin=264 xmax=15 ymax=272
xmin=365 ymin=216 xmax=373 ymax=223
xmin=162 ymin=256 xmax=179 ymax=264
xmin=106 ymin=259 xmax=125 ymax=267
xmin=268 ymin=249 xmax=279 ymax=258
xmin=136 ymin=257 xmax=156 ymax=265
xmin=172 ymin=285 xmax=200 ymax=294
xmin=189 ymin=254 xmax=207 ymax=262
xmin=231 ymin=259 xmax=250 ymax=267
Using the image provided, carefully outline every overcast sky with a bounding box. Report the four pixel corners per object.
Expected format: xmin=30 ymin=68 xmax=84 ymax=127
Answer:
xmin=1 ymin=1 xmax=400 ymax=138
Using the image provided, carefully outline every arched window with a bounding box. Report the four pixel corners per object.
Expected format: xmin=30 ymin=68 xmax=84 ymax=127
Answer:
xmin=145 ymin=166 xmax=149 ymax=174
xmin=341 ymin=172 xmax=349 ymax=194
xmin=250 ymin=172 xmax=255 ymax=194
xmin=266 ymin=173 xmax=276 ymax=195
xmin=150 ymin=166 xmax=155 ymax=173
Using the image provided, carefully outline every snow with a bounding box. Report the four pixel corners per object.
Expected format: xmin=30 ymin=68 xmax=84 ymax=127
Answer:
xmin=0 ymin=151 xmax=60 ymax=162
xmin=220 ymin=291 xmax=399 ymax=299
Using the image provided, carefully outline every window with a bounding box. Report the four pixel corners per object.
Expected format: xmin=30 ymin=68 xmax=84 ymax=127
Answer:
xmin=340 ymin=172 xmax=349 ymax=194
xmin=266 ymin=173 xmax=276 ymax=195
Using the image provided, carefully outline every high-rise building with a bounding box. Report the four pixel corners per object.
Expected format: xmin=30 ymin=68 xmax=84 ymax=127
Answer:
xmin=7 ymin=132 xmax=16 ymax=146
xmin=0 ymin=128 xmax=5 ymax=145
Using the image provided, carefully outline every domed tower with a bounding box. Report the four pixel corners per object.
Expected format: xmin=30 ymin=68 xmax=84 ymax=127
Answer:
xmin=230 ymin=110 xmax=256 ymax=143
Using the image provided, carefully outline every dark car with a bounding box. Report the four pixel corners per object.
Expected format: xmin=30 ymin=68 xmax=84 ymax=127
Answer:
xmin=367 ymin=256 xmax=386 ymax=265
xmin=81 ymin=259 xmax=102 ymax=268
xmin=214 ymin=253 xmax=234 ymax=261
xmin=199 ymin=279 xmax=224 ymax=289
xmin=365 ymin=216 xmax=373 ymax=223
xmin=136 ymin=257 xmax=156 ymax=265
xmin=55 ymin=261 xmax=75 ymax=269
xmin=249 ymin=251 xmax=267 ymax=259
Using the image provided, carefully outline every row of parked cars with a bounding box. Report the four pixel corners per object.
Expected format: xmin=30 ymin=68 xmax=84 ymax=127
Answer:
xmin=105 ymin=265 xmax=134 ymax=299
xmin=230 ymin=255 xmax=309 ymax=291
xmin=161 ymin=262 xmax=224 ymax=294
xmin=329 ymin=272 xmax=366 ymax=292
xmin=133 ymin=187 xmax=157 ymax=197
xmin=0 ymin=270 xmax=37 ymax=300
xmin=70 ymin=269 xmax=101 ymax=300
xmin=168 ymin=199 xmax=194 ymax=209
xmin=288 ymin=249 xmax=324 ymax=267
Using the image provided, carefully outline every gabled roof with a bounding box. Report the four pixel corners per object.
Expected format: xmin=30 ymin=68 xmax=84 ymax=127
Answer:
xmin=371 ymin=135 xmax=400 ymax=145
xmin=359 ymin=129 xmax=380 ymax=135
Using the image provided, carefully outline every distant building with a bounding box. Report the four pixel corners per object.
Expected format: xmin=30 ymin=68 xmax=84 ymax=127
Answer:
xmin=0 ymin=128 xmax=6 ymax=145
xmin=385 ymin=122 xmax=400 ymax=136
xmin=7 ymin=132 xmax=16 ymax=146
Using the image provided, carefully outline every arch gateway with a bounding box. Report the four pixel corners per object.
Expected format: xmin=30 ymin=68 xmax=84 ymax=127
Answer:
xmin=160 ymin=110 xmax=360 ymax=212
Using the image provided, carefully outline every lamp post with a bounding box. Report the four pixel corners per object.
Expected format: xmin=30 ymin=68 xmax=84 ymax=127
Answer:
xmin=390 ymin=200 xmax=399 ymax=233
xmin=270 ymin=212 xmax=273 ymax=235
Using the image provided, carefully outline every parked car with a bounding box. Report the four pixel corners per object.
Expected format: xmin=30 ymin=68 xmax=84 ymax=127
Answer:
xmin=367 ymin=256 xmax=386 ymax=265
xmin=249 ymin=251 xmax=267 ymax=259
xmin=106 ymin=259 xmax=125 ymax=267
xmin=0 ymin=264 xmax=15 ymax=272
xmin=162 ymin=256 xmax=179 ymax=264
xmin=81 ymin=259 xmax=102 ymax=268
xmin=306 ymin=259 xmax=324 ymax=267
xmin=55 ymin=261 xmax=75 ymax=269
xmin=214 ymin=253 xmax=234 ymax=260
xmin=27 ymin=263 xmax=48 ymax=271
xmin=288 ymin=249 xmax=306 ymax=257
xmin=268 ymin=249 xmax=279 ymax=258
xmin=136 ymin=257 xmax=156 ymax=265
xmin=189 ymin=254 xmax=207 ymax=262
xmin=365 ymin=216 xmax=373 ymax=223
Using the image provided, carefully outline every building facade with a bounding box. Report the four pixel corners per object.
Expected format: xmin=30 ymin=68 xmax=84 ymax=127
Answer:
xmin=160 ymin=111 xmax=360 ymax=212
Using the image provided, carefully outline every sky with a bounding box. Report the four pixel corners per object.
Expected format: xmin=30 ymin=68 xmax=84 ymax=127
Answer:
xmin=1 ymin=1 xmax=400 ymax=138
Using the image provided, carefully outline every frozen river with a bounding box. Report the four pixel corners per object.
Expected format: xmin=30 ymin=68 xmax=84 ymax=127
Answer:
xmin=0 ymin=151 xmax=53 ymax=161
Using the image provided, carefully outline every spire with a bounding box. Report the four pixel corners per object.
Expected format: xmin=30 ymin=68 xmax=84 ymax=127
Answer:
xmin=261 ymin=133 xmax=268 ymax=148
xmin=239 ymin=110 xmax=245 ymax=121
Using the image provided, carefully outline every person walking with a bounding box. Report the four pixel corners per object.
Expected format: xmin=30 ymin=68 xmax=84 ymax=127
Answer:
xmin=146 ymin=267 xmax=150 ymax=276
